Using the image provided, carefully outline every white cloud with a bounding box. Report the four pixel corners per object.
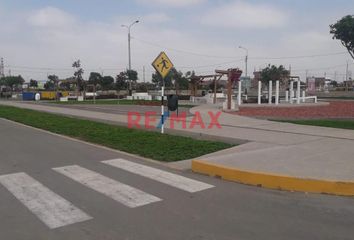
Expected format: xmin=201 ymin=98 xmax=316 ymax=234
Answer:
xmin=143 ymin=13 xmax=171 ymax=23
xmin=282 ymin=31 xmax=336 ymax=51
xmin=0 ymin=4 xmax=351 ymax=83
xmin=200 ymin=1 xmax=288 ymax=29
xmin=27 ymin=6 xmax=75 ymax=28
xmin=136 ymin=0 xmax=205 ymax=8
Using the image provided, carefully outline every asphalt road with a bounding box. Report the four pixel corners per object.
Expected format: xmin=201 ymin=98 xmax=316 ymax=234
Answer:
xmin=1 ymin=118 xmax=354 ymax=240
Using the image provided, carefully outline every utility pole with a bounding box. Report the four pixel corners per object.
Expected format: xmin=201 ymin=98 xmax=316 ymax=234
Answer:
xmin=143 ymin=66 xmax=146 ymax=83
xmin=122 ymin=20 xmax=139 ymax=95
xmin=0 ymin=58 xmax=4 ymax=78
xmin=239 ymin=46 xmax=248 ymax=77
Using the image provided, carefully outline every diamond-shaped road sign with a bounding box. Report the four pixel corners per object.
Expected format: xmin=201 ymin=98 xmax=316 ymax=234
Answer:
xmin=152 ymin=52 xmax=174 ymax=79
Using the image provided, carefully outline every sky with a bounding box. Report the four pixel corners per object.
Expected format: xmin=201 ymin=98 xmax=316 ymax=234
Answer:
xmin=0 ymin=0 xmax=353 ymax=82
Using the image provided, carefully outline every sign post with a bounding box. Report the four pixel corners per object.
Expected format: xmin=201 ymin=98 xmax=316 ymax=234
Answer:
xmin=152 ymin=52 xmax=174 ymax=134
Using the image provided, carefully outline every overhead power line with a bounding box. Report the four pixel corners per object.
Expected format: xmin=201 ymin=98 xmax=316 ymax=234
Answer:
xmin=133 ymin=36 xmax=348 ymax=60
xmin=6 ymin=65 xmax=127 ymax=72
xmin=250 ymin=52 xmax=347 ymax=60
xmin=133 ymin=37 xmax=240 ymax=59
xmin=292 ymin=64 xmax=348 ymax=72
xmin=178 ymin=59 xmax=244 ymax=69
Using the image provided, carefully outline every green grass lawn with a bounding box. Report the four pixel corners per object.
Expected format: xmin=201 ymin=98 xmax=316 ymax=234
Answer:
xmin=47 ymin=99 xmax=194 ymax=108
xmin=278 ymin=119 xmax=354 ymax=130
xmin=0 ymin=105 xmax=233 ymax=161
xmin=318 ymin=97 xmax=354 ymax=100
xmin=48 ymin=99 xmax=159 ymax=105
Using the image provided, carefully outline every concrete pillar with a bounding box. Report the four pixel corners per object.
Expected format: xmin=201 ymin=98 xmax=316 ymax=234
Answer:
xmin=301 ymin=90 xmax=306 ymax=103
xmin=258 ymin=81 xmax=261 ymax=105
xmin=296 ymin=79 xmax=301 ymax=104
xmin=237 ymin=80 xmax=242 ymax=105
xmin=275 ymin=80 xmax=279 ymax=105
xmin=289 ymin=81 xmax=294 ymax=104
xmin=268 ymin=80 xmax=272 ymax=104
xmin=285 ymin=91 xmax=289 ymax=102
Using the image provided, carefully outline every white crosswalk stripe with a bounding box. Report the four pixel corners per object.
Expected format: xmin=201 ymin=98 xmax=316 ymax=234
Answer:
xmin=53 ymin=165 xmax=162 ymax=208
xmin=0 ymin=172 xmax=92 ymax=229
xmin=102 ymin=159 xmax=214 ymax=193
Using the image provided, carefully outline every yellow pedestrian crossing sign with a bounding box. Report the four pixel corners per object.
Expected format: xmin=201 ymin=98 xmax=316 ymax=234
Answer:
xmin=152 ymin=52 xmax=174 ymax=79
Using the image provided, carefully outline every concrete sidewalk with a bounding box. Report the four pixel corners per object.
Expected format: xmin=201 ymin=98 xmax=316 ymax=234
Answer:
xmin=2 ymin=101 xmax=354 ymax=196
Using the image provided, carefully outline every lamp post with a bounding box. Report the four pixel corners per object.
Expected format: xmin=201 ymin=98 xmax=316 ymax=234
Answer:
xmin=239 ymin=46 xmax=248 ymax=77
xmin=122 ymin=20 xmax=139 ymax=95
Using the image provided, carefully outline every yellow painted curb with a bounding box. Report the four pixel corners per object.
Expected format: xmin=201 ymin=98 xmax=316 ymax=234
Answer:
xmin=192 ymin=160 xmax=354 ymax=196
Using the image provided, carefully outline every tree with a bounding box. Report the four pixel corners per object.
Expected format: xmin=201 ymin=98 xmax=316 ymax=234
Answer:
xmin=48 ymin=75 xmax=59 ymax=86
xmin=72 ymin=60 xmax=84 ymax=94
xmin=0 ymin=76 xmax=25 ymax=89
xmin=152 ymin=71 xmax=165 ymax=88
xmin=330 ymin=80 xmax=338 ymax=87
xmin=330 ymin=15 xmax=354 ymax=60
xmin=127 ymin=70 xmax=138 ymax=82
xmin=170 ymin=69 xmax=190 ymax=92
xmin=44 ymin=75 xmax=59 ymax=92
xmin=135 ymin=82 xmax=155 ymax=92
xmin=29 ymin=79 xmax=38 ymax=88
xmin=115 ymin=72 xmax=131 ymax=99
xmin=115 ymin=71 xmax=128 ymax=91
xmin=115 ymin=70 xmax=138 ymax=91
xmin=101 ymin=76 xmax=114 ymax=90
xmin=59 ymin=78 xmax=74 ymax=91
xmin=260 ymin=65 xmax=290 ymax=87
xmin=44 ymin=81 xmax=55 ymax=90
xmin=88 ymin=72 xmax=102 ymax=86
xmin=177 ymin=72 xmax=190 ymax=90
xmin=151 ymin=68 xmax=182 ymax=89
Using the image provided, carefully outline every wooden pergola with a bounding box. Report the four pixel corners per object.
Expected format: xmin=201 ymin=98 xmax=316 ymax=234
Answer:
xmin=215 ymin=69 xmax=242 ymax=110
xmin=188 ymin=74 xmax=223 ymax=103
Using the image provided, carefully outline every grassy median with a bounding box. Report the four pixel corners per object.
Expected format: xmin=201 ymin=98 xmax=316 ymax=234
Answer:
xmin=48 ymin=99 xmax=194 ymax=108
xmin=49 ymin=99 xmax=160 ymax=105
xmin=0 ymin=105 xmax=233 ymax=161
xmin=278 ymin=119 xmax=354 ymax=130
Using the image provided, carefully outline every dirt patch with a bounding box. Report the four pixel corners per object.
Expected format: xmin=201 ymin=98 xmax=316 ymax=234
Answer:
xmin=233 ymin=101 xmax=354 ymax=120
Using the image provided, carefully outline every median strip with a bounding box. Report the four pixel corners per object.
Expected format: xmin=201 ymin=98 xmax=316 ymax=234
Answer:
xmin=0 ymin=105 xmax=233 ymax=162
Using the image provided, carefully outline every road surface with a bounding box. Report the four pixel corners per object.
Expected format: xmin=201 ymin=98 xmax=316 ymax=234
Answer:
xmin=1 ymin=118 xmax=354 ymax=240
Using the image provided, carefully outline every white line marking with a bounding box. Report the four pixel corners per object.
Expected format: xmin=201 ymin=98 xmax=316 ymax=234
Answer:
xmin=102 ymin=159 xmax=214 ymax=193
xmin=53 ymin=165 xmax=161 ymax=208
xmin=0 ymin=172 xmax=92 ymax=229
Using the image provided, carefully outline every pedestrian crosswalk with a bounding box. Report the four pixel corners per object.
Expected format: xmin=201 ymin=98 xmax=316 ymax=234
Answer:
xmin=52 ymin=165 xmax=162 ymax=208
xmin=0 ymin=172 xmax=92 ymax=229
xmin=102 ymin=158 xmax=214 ymax=192
xmin=0 ymin=159 xmax=214 ymax=229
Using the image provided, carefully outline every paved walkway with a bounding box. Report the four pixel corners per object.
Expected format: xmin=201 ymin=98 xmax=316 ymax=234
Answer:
xmin=2 ymin=101 xmax=354 ymax=195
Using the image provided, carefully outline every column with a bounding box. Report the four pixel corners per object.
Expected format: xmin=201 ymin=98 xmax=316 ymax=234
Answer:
xmin=268 ymin=80 xmax=272 ymax=104
xmin=275 ymin=80 xmax=279 ymax=105
xmin=258 ymin=81 xmax=261 ymax=105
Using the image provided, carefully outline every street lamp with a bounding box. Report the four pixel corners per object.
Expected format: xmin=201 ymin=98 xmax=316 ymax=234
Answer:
xmin=239 ymin=46 xmax=248 ymax=77
xmin=122 ymin=20 xmax=139 ymax=95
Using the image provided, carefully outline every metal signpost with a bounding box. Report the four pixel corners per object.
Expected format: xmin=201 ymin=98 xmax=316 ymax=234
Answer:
xmin=152 ymin=52 xmax=174 ymax=134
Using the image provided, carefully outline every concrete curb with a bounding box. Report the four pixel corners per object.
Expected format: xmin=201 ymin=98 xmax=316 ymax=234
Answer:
xmin=192 ymin=160 xmax=354 ymax=196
